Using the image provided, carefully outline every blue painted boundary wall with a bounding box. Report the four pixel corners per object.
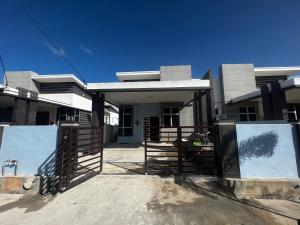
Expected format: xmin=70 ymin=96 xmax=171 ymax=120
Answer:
xmin=0 ymin=126 xmax=58 ymax=175
xmin=236 ymin=123 xmax=300 ymax=179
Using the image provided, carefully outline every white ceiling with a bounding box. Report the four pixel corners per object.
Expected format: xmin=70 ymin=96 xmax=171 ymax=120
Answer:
xmin=105 ymin=90 xmax=195 ymax=105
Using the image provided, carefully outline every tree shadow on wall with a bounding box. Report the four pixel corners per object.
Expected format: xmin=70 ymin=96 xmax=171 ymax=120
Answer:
xmin=239 ymin=131 xmax=279 ymax=161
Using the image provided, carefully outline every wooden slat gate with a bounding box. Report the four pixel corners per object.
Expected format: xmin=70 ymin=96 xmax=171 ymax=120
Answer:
xmin=144 ymin=125 xmax=218 ymax=175
xmin=57 ymin=126 xmax=103 ymax=191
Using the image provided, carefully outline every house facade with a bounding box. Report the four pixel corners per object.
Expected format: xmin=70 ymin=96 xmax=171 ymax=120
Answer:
xmin=86 ymin=65 xmax=211 ymax=144
xmin=0 ymin=71 xmax=117 ymax=126
xmin=213 ymin=64 xmax=300 ymax=122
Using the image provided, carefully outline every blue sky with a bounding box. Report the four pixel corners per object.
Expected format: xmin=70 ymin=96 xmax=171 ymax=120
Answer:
xmin=1 ymin=0 xmax=300 ymax=83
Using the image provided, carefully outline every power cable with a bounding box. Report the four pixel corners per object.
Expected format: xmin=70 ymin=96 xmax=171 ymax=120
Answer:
xmin=15 ymin=0 xmax=87 ymax=84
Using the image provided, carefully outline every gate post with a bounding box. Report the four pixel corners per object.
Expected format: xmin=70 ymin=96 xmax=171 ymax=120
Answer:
xmin=177 ymin=126 xmax=183 ymax=174
xmin=144 ymin=125 xmax=148 ymax=175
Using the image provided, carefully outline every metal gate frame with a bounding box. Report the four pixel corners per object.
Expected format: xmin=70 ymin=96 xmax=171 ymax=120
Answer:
xmin=57 ymin=126 xmax=103 ymax=191
xmin=144 ymin=125 xmax=218 ymax=175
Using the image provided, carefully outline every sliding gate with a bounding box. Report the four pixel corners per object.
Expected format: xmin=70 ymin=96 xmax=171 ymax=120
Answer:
xmin=57 ymin=126 xmax=103 ymax=191
xmin=144 ymin=126 xmax=218 ymax=175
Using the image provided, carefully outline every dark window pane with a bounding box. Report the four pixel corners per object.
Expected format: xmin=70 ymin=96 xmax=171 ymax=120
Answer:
xmin=172 ymin=108 xmax=179 ymax=114
xmin=164 ymin=115 xmax=171 ymax=127
xmin=172 ymin=115 xmax=179 ymax=127
xmin=240 ymin=107 xmax=247 ymax=113
xmin=118 ymin=128 xmax=123 ymax=135
xmin=240 ymin=114 xmax=248 ymax=121
xmin=124 ymin=107 xmax=132 ymax=114
xmin=124 ymin=128 xmax=133 ymax=136
xmin=164 ymin=108 xmax=170 ymax=114
xmin=248 ymin=107 xmax=256 ymax=113
xmin=248 ymin=114 xmax=257 ymax=121
xmin=124 ymin=115 xmax=132 ymax=127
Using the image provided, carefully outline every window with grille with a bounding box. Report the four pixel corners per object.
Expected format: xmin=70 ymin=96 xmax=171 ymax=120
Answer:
xmin=57 ymin=108 xmax=80 ymax=122
xmin=239 ymin=106 xmax=257 ymax=121
xmin=118 ymin=106 xmax=133 ymax=136
xmin=163 ymin=107 xmax=180 ymax=127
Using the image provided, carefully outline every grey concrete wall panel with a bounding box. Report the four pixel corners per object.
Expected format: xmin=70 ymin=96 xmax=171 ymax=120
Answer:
xmin=5 ymin=71 xmax=39 ymax=92
xmin=220 ymin=64 xmax=257 ymax=103
xmin=160 ymin=65 xmax=192 ymax=81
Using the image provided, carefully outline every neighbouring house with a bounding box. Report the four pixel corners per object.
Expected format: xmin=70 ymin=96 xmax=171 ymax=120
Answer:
xmin=213 ymin=64 xmax=300 ymax=122
xmin=0 ymin=71 xmax=118 ymax=126
xmin=85 ymin=65 xmax=212 ymax=144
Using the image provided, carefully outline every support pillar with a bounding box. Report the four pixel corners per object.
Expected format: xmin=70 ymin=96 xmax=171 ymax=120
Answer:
xmin=197 ymin=90 xmax=203 ymax=126
xmin=92 ymin=93 xmax=101 ymax=127
xmin=26 ymin=100 xmax=38 ymax=125
xmin=261 ymin=85 xmax=272 ymax=120
xmin=193 ymin=92 xmax=199 ymax=127
xmin=11 ymin=97 xmax=27 ymax=125
xmin=270 ymin=82 xmax=286 ymax=120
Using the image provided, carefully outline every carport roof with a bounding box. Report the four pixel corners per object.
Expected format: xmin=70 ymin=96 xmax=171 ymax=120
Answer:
xmin=86 ymin=79 xmax=210 ymax=106
xmin=86 ymin=79 xmax=209 ymax=92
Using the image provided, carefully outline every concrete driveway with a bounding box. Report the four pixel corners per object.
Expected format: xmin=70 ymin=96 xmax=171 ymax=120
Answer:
xmin=0 ymin=175 xmax=299 ymax=225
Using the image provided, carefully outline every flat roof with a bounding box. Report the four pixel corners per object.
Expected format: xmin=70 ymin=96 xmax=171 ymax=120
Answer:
xmin=254 ymin=67 xmax=300 ymax=76
xmin=31 ymin=74 xmax=86 ymax=88
xmin=116 ymin=71 xmax=160 ymax=81
xmin=86 ymin=79 xmax=210 ymax=92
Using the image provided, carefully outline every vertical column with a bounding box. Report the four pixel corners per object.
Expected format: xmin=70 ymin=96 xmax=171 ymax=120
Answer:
xmin=197 ymin=90 xmax=203 ymax=126
xmin=91 ymin=93 xmax=101 ymax=127
xmin=11 ymin=97 xmax=27 ymax=125
xmin=99 ymin=94 xmax=105 ymax=172
xmin=206 ymin=89 xmax=213 ymax=125
xmin=205 ymin=70 xmax=214 ymax=125
xmin=193 ymin=92 xmax=199 ymax=127
xmin=26 ymin=100 xmax=38 ymax=125
xmin=270 ymin=82 xmax=286 ymax=120
xmin=261 ymin=85 xmax=272 ymax=120
xmin=177 ymin=126 xmax=183 ymax=174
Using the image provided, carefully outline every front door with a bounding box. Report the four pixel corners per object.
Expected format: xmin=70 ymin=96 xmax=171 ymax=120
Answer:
xmin=150 ymin=116 xmax=160 ymax=142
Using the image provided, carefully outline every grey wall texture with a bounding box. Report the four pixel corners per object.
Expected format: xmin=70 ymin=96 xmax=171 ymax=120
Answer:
xmin=219 ymin=64 xmax=257 ymax=103
xmin=5 ymin=71 xmax=39 ymax=92
xmin=160 ymin=65 xmax=192 ymax=81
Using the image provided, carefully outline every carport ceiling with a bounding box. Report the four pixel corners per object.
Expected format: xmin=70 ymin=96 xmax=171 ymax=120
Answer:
xmin=104 ymin=90 xmax=195 ymax=105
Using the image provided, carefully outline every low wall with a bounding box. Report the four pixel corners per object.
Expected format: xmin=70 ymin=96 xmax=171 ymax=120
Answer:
xmin=0 ymin=126 xmax=59 ymax=194
xmin=0 ymin=126 xmax=58 ymax=176
xmin=236 ymin=123 xmax=300 ymax=179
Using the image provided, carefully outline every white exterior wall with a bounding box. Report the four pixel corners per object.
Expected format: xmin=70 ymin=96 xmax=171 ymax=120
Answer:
xmin=38 ymin=93 xmax=92 ymax=111
xmin=118 ymin=103 xmax=160 ymax=144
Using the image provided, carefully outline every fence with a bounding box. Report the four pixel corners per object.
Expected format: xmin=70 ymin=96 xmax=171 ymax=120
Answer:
xmin=144 ymin=125 xmax=218 ymax=175
xmin=57 ymin=126 xmax=103 ymax=191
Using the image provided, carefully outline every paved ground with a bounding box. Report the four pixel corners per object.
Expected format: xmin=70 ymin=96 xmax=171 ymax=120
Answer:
xmin=1 ymin=144 xmax=299 ymax=225
xmin=0 ymin=175 xmax=299 ymax=225
xmin=102 ymin=143 xmax=145 ymax=174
